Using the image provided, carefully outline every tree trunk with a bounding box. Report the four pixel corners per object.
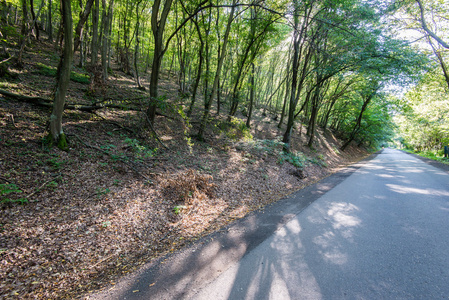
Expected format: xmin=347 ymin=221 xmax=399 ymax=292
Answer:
xmin=246 ymin=62 xmax=255 ymax=128
xmin=146 ymin=0 xmax=174 ymax=125
xmin=278 ymin=77 xmax=290 ymax=128
xmin=282 ymin=1 xmax=300 ymax=152
xmin=134 ymin=0 xmax=144 ymax=90
xmin=47 ymin=0 xmax=52 ymax=41
xmin=90 ymin=0 xmax=100 ymax=66
xmin=48 ymin=0 xmax=72 ymax=150
xmin=307 ymin=85 xmax=321 ymax=147
xmin=197 ymin=1 xmax=236 ymax=140
xmin=73 ymin=0 xmax=94 ymax=54
xmin=186 ymin=16 xmax=203 ymax=117
xmin=100 ymin=0 xmax=114 ymax=81
xmin=341 ymin=92 xmax=375 ymax=151
xmin=21 ymin=0 xmax=28 ymax=36
xmin=29 ymin=0 xmax=39 ymax=39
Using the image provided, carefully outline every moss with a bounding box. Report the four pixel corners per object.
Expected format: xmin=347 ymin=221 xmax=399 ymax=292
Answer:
xmin=45 ymin=132 xmax=69 ymax=151
xmin=57 ymin=133 xmax=69 ymax=151
xmin=45 ymin=133 xmax=55 ymax=148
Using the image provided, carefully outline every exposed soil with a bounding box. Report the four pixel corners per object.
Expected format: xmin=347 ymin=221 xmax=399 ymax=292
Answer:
xmin=0 ymin=36 xmax=369 ymax=299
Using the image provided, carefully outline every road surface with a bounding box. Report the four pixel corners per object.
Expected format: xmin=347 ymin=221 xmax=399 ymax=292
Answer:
xmin=91 ymin=149 xmax=449 ymax=299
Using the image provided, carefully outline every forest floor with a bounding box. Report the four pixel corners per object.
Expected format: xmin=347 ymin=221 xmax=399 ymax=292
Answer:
xmin=0 ymin=37 xmax=369 ymax=299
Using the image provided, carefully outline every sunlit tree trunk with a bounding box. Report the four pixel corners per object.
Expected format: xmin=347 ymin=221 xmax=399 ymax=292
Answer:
xmin=198 ymin=0 xmax=236 ymax=140
xmin=246 ymin=62 xmax=255 ymax=128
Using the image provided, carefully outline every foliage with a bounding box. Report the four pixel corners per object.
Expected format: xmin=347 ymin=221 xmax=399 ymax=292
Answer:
xmin=236 ymin=138 xmax=325 ymax=169
xmin=403 ymin=149 xmax=449 ymax=165
xmin=219 ymin=117 xmax=253 ymax=142
xmin=124 ymin=138 xmax=157 ymax=160
xmin=0 ymin=183 xmax=28 ymax=205
xmin=35 ymin=63 xmax=90 ymax=84
xmin=278 ymin=151 xmax=307 ymax=168
xmin=395 ymin=69 xmax=449 ymax=152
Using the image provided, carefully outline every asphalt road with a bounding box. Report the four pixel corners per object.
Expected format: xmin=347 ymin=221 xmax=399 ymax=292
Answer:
xmin=91 ymin=149 xmax=449 ymax=299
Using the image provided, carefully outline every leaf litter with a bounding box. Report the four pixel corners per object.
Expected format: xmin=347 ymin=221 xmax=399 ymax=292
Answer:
xmin=0 ymin=38 xmax=369 ymax=299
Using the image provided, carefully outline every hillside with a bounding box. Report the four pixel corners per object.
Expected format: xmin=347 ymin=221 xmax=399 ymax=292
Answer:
xmin=0 ymin=37 xmax=368 ymax=299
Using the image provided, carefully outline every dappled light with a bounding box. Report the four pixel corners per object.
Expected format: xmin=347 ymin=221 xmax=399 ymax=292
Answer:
xmin=386 ymin=184 xmax=449 ymax=197
xmin=327 ymin=202 xmax=361 ymax=230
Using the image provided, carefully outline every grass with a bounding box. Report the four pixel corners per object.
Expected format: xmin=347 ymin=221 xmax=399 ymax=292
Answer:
xmin=404 ymin=149 xmax=449 ymax=165
xmin=35 ymin=63 xmax=90 ymax=84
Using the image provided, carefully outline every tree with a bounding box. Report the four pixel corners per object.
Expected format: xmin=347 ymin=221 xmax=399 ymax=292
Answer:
xmin=415 ymin=0 xmax=449 ymax=49
xmin=133 ymin=0 xmax=146 ymax=90
xmin=393 ymin=0 xmax=449 ymax=89
xmin=90 ymin=0 xmax=99 ymax=65
xmin=73 ymin=0 xmax=95 ymax=54
xmin=100 ymin=0 xmax=114 ymax=81
xmin=341 ymin=80 xmax=380 ymax=150
xmin=197 ymin=0 xmax=236 ymax=140
xmin=146 ymin=0 xmax=175 ymax=126
xmin=395 ymin=69 xmax=449 ymax=151
xmin=48 ymin=0 xmax=73 ymax=150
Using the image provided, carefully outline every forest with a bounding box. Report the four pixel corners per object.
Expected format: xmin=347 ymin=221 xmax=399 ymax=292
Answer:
xmin=0 ymin=0 xmax=448 ymax=298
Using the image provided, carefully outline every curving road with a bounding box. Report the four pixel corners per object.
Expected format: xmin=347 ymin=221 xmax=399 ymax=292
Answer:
xmin=91 ymin=149 xmax=449 ymax=299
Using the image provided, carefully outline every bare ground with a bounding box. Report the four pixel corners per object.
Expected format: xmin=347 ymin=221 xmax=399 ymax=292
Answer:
xmin=0 ymin=37 xmax=368 ymax=299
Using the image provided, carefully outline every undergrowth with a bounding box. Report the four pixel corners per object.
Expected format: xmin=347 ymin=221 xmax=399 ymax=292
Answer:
xmin=405 ymin=149 xmax=449 ymax=165
xmin=235 ymin=138 xmax=327 ymax=169
xmin=215 ymin=117 xmax=253 ymax=141
xmin=0 ymin=183 xmax=28 ymax=205
xmin=35 ymin=62 xmax=90 ymax=84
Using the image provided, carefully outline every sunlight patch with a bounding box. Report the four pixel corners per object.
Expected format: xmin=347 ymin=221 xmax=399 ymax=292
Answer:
xmin=386 ymin=184 xmax=449 ymax=197
xmin=327 ymin=202 xmax=361 ymax=229
xmin=323 ymin=249 xmax=348 ymax=265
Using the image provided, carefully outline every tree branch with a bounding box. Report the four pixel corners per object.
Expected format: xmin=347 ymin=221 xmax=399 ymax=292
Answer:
xmin=416 ymin=0 xmax=449 ymax=49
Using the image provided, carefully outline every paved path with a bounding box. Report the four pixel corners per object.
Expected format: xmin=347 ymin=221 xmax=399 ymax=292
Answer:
xmin=91 ymin=149 xmax=449 ymax=299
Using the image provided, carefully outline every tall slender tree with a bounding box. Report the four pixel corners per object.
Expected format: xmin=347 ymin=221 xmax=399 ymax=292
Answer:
xmin=48 ymin=0 xmax=73 ymax=150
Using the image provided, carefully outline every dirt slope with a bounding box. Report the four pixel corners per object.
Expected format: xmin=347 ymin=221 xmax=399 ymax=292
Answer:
xmin=0 ymin=37 xmax=368 ymax=299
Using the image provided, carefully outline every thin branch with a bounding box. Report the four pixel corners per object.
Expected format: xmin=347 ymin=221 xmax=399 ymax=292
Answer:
xmin=416 ymin=0 xmax=449 ymax=49
xmin=0 ymin=56 xmax=14 ymax=65
xmin=69 ymin=134 xmax=152 ymax=181
xmin=163 ymin=1 xmax=284 ymax=56
xmin=0 ymin=177 xmax=13 ymax=184
xmin=27 ymin=175 xmax=62 ymax=200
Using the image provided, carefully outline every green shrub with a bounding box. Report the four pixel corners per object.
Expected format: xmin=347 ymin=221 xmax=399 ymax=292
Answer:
xmin=278 ymin=151 xmax=306 ymax=168
xmin=223 ymin=117 xmax=253 ymax=141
